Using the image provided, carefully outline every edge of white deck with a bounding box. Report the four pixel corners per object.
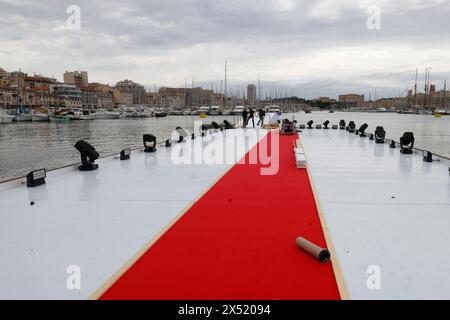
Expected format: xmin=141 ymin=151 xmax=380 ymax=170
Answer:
xmin=0 ymin=129 xmax=268 ymax=299
xmin=300 ymin=129 xmax=450 ymax=300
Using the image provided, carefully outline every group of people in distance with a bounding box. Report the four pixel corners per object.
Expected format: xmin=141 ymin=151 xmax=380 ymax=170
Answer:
xmin=242 ymin=108 xmax=266 ymax=128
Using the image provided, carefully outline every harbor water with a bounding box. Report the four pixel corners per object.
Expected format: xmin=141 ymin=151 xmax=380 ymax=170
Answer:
xmin=0 ymin=112 xmax=449 ymax=181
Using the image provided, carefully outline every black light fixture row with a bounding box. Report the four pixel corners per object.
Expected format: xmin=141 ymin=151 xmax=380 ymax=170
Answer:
xmin=120 ymin=149 xmax=131 ymax=161
xmin=143 ymin=134 xmax=157 ymax=153
xmin=74 ymin=140 xmax=100 ymax=171
xmin=27 ymin=168 xmax=46 ymax=188
xmin=25 ymin=122 xmax=449 ymax=189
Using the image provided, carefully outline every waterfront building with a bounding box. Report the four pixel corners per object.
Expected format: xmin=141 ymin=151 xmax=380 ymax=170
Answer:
xmin=317 ymin=97 xmax=338 ymax=104
xmin=407 ymin=88 xmax=450 ymax=109
xmin=115 ymin=80 xmax=146 ymax=105
xmin=0 ymin=67 xmax=9 ymax=79
xmin=80 ymin=85 xmax=99 ymax=109
xmin=145 ymin=92 xmax=159 ymax=107
xmin=64 ymin=71 xmax=88 ymax=87
xmin=88 ymin=83 xmax=116 ymax=108
xmin=50 ymin=83 xmax=82 ymax=108
xmin=0 ymin=88 xmax=15 ymax=108
xmin=247 ymin=84 xmax=257 ymax=106
xmin=339 ymin=94 xmax=365 ymax=108
xmin=113 ymin=90 xmax=133 ymax=106
xmin=157 ymin=87 xmax=215 ymax=108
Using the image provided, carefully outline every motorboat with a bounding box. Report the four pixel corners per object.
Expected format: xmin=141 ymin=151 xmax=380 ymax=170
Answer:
xmin=32 ymin=112 xmax=50 ymax=122
xmin=92 ymin=109 xmax=121 ymax=120
xmin=0 ymin=108 xmax=15 ymax=124
xmin=154 ymin=109 xmax=168 ymax=118
xmin=232 ymin=105 xmax=245 ymax=115
xmin=169 ymin=109 xmax=184 ymax=116
xmin=267 ymin=105 xmax=282 ymax=115
xmin=14 ymin=108 xmax=33 ymax=122
xmin=49 ymin=112 xmax=71 ymax=122
xmin=208 ymin=106 xmax=222 ymax=115
xmin=81 ymin=110 xmax=93 ymax=120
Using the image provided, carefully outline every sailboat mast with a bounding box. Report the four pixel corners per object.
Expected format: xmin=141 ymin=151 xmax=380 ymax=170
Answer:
xmin=224 ymin=61 xmax=227 ymax=108
xmin=258 ymin=73 xmax=261 ymax=108
xmin=413 ymin=68 xmax=418 ymax=106
xmin=423 ymin=67 xmax=428 ymax=108
xmin=443 ymin=79 xmax=447 ymax=111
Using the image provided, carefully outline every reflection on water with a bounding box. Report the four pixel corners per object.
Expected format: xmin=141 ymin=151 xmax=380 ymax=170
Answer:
xmin=0 ymin=112 xmax=449 ymax=181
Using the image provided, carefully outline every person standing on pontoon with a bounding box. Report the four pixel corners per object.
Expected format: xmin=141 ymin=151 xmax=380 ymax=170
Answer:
xmin=242 ymin=108 xmax=248 ymax=128
xmin=257 ymin=109 xmax=266 ymax=127
xmin=247 ymin=108 xmax=255 ymax=128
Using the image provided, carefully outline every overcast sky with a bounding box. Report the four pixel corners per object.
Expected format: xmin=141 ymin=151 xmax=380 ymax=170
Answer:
xmin=1 ymin=0 xmax=450 ymax=98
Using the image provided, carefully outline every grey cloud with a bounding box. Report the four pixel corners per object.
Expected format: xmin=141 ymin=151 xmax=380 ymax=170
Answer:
xmin=1 ymin=0 xmax=450 ymax=98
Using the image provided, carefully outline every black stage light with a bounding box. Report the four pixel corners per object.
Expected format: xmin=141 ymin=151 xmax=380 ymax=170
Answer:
xmin=201 ymin=124 xmax=208 ymax=136
xmin=176 ymin=127 xmax=188 ymax=143
xmin=359 ymin=123 xmax=368 ymax=137
xmin=165 ymin=139 xmax=172 ymax=148
xmin=143 ymin=134 xmax=157 ymax=153
xmin=120 ymin=149 xmax=131 ymax=161
xmin=400 ymin=132 xmax=415 ymax=154
xmin=339 ymin=120 xmax=346 ymax=130
xmin=369 ymin=133 xmax=374 ymax=140
xmin=332 ymin=125 xmax=338 ymax=130
xmin=27 ymin=169 xmax=46 ymax=188
xmin=348 ymin=121 xmax=356 ymax=133
xmin=390 ymin=140 xmax=396 ymax=148
xmin=375 ymin=126 xmax=386 ymax=144
xmin=299 ymin=124 xmax=306 ymax=129
xmin=74 ymin=140 xmax=100 ymax=171
xmin=323 ymin=120 xmax=330 ymax=129
xmin=192 ymin=133 xmax=195 ymax=140
xmin=423 ymin=151 xmax=433 ymax=162
xmin=223 ymin=120 xmax=235 ymax=130
xmin=307 ymin=120 xmax=314 ymax=129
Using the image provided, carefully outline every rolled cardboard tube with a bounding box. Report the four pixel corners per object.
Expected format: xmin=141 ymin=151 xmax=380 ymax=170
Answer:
xmin=296 ymin=237 xmax=331 ymax=263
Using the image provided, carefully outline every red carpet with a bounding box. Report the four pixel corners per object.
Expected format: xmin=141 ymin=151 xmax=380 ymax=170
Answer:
xmin=101 ymin=131 xmax=341 ymax=300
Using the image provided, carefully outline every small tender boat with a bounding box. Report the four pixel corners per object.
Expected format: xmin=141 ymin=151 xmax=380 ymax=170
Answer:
xmin=198 ymin=106 xmax=210 ymax=117
xmin=49 ymin=114 xmax=71 ymax=122
xmin=154 ymin=110 xmax=168 ymax=118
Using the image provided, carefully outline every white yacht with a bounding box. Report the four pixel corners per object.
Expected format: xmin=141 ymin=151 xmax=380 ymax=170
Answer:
xmin=208 ymin=106 xmax=222 ymax=115
xmin=0 ymin=109 xmax=15 ymax=124
xmin=80 ymin=110 xmax=93 ymax=120
xmin=14 ymin=108 xmax=33 ymax=122
xmin=32 ymin=112 xmax=50 ymax=122
xmin=267 ymin=105 xmax=282 ymax=115
xmin=92 ymin=109 xmax=121 ymax=120
xmin=169 ymin=109 xmax=184 ymax=116
xmin=232 ymin=105 xmax=245 ymax=115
